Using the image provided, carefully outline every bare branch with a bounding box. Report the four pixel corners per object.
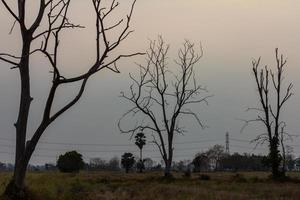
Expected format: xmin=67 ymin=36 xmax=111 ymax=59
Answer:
xmin=0 ymin=53 xmax=19 ymax=65
xmin=1 ymin=0 xmax=20 ymax=23
xmin=119 ymin=36 xmax=209 ymax=173
xmin=245 ymin=48 xmax=293 ymax=178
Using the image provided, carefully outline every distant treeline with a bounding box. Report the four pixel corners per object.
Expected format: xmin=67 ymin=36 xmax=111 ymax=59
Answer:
xmin=1 ymin=146 xmax=299 ymax=173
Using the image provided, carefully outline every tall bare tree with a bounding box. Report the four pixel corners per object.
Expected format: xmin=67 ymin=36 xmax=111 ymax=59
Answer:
xmin=245 ymin=48 xmax=293 ymax=179
xmin=0 ymin=0 xmax=140 ymax=198
xmin=119 ymin=37 xmax=211 ymax=177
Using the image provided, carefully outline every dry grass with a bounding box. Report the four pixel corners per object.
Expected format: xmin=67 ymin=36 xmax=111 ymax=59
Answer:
xmin=0 ymin=171 xmax=300 ymax=200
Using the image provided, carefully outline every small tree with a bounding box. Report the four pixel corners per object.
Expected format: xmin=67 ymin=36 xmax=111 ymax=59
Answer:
xmin=135 ymin=132 xmax=146 ymax=172
xmin=143 ymin=158 xmax=154 ymax=170
xmin=107 ymin=157 xmax=120 ymax=171
xmin=192 ymin=152 xmax=209 ymax=172
xmin=281 ymin=144 xmax=294 ymax=172
xmin=244 ymin=49 xmax=293 ymax=179
xmin=89 ymin=158 xmax=107 ymax=170
xmin=57 ymin=151 xmax=84 ymax=173
xmin=119 ymin=36 xmax=211 ymax=177
xmin=206 ymin=145 xmax=225 ymax=171
xmin=121 ymin=153 xmax=135 ymax=173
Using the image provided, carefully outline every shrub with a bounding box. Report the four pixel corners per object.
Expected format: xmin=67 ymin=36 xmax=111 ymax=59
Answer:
xmin=199 ymin=174 xmax=210 ymax=181
xmin=57 ymin=151 xmax=85 ymax=173
xmin=183 ymin=169 xmax=192 ymax=178
xmin=230 ymin=173 xmax=247 ymax=183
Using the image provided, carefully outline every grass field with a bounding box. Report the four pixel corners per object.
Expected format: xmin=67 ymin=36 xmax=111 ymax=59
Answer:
xmin=1 ymin=171 xmax=300 ymax=200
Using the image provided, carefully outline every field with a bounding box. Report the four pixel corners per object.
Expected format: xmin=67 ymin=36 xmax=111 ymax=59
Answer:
xmin=1 ymin=171 xmax=300 ymax=200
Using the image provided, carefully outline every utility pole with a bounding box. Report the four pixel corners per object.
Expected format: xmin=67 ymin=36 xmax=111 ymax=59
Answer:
xmin=225 ymin=132 xmax=230 ymax=155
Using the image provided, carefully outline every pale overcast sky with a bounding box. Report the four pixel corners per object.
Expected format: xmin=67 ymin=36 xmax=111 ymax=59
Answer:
xmin=1 ymin=0 xmax=300 ymax=164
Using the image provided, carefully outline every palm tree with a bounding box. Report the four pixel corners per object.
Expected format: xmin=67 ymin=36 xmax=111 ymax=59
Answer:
xmin=135 ymin=132 xmax=146 ymax=172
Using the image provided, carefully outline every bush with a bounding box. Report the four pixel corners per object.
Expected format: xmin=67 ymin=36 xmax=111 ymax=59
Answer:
xmin=183 ymin=169 xmax=191 ymax=178
xmin=199 ymin=174 xmax=210 ymax=181
xmin=230 ymin=173 xmax=247 ymax=183
xmin=57 ymin=151 xmax=85 ymax=173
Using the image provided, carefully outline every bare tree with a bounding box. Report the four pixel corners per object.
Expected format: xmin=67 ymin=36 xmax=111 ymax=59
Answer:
xmin=0 ymin=0 xmax=140 ymax=198
xmin=119 ymin=36 xmax=211 ymax=177
xmin=244 ymin=48 xmax=293 ymax=179
xmin=89 ymin=158 xmax=107 ymax=170
xmin=206 ymin=144 xmax=225 ymax=171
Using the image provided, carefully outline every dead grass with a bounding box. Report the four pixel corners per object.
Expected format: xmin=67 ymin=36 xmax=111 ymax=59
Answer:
xmin=0 ymin=171 xmax=300 ymax=200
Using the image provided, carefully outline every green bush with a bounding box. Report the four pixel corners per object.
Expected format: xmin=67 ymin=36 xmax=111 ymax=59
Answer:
xmin=57 ymin=151 xmax=85 ymax=173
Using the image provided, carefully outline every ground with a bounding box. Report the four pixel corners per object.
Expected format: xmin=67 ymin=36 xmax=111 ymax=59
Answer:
xmin=0 ymin=171 xmax=300 ymax=200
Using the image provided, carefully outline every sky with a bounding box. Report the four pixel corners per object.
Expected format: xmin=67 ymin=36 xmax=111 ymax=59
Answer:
xmin=0 ymin=0 xmax=300 ymax=165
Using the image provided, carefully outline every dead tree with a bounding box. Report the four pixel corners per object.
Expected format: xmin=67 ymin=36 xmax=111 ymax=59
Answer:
xmin=0 ymin=0 xmax=140 ymax=198
xmin=119 ymin=37 xmax=211 ymax=177
xmin=244 ymin=48 xmax=293 ymax=179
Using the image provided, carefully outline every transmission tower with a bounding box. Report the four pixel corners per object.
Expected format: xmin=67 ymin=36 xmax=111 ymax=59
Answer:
xmin=225 ymin=132 xmax=230 ymax=154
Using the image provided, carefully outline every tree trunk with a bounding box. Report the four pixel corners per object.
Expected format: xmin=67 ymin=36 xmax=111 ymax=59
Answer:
xmin=3 ymin=35 xmax=33 ymax=200
xmin=270 ymin=138 xmax=283 ymax=179
xmin=139 ymin=149 xmax=143 ymax=173
xmin=281 ymin=136 xmax=287 ymax=176
xmin=164 ymin=137 xmax=173 ymax=177
xmin=4 ymin=141 xmax=37 ymax=200
xmin=164 ymin=159 xmax=172 ymax=177
xmin=4 ymin=161 xmax=29 ymax=200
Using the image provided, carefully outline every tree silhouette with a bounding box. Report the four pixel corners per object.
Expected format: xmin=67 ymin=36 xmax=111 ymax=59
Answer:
xmin=0 ymin=0 xmax=140 ymax=198
xmin=121 ymin=153 xmax=135 ymax=173
xmin=135 ymin=132 xmax=146 ymax=173
xmin=192 ymin=152 xmax=209 ymax=172
xmin=243 ymin=48 xmax=293 ymax=179
xmin=119 ymin=36 xmax=211 ymax=177
xmin=57 ymin=151 xmax=84 ymax=173
xmin=206 ymin=144 xmax=225 ymax=171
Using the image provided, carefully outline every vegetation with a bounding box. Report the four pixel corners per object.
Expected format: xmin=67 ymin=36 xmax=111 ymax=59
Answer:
xmin=56 ymin=151 xmax=85 ymax=173
xmin=1 ymin=171 xmax=300 ymax=200
xmin=89 ymin=157 xmax=120 ymax=171
xmin=192 ymin=145 xmax=271 ymax=172
xmin=0 ymin=0 xmax=297 ymax=199
xmin=135 ymin=133 xmax=146 ymax=173
xmin=121 ymin=153 xmax=135 ymax=173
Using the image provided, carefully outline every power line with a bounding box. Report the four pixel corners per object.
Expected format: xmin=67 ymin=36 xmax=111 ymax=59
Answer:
xmin=1 ymin=137 xmax=300 ymax=162
xmin=174 ymin=139 xmax=223 ymax=144
xmin=230 ymin=138 xmax=252 ymax=143
xmin=0 ymin=149 xmax=195 ymax=160
xmin=230 ymin=144 xmax=267 ymax=151
xmin=0 ymin=137 xmax=133 ymax=147
xmin=0 ymin=137 xmax=224 ymax=146
xmin=1 ymin=137 xmax=300 ymax=152
xmin=0 ymin=143 xmax=213 ymax=153
xmin=0 ymin=151 xmax=56 ymax=158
